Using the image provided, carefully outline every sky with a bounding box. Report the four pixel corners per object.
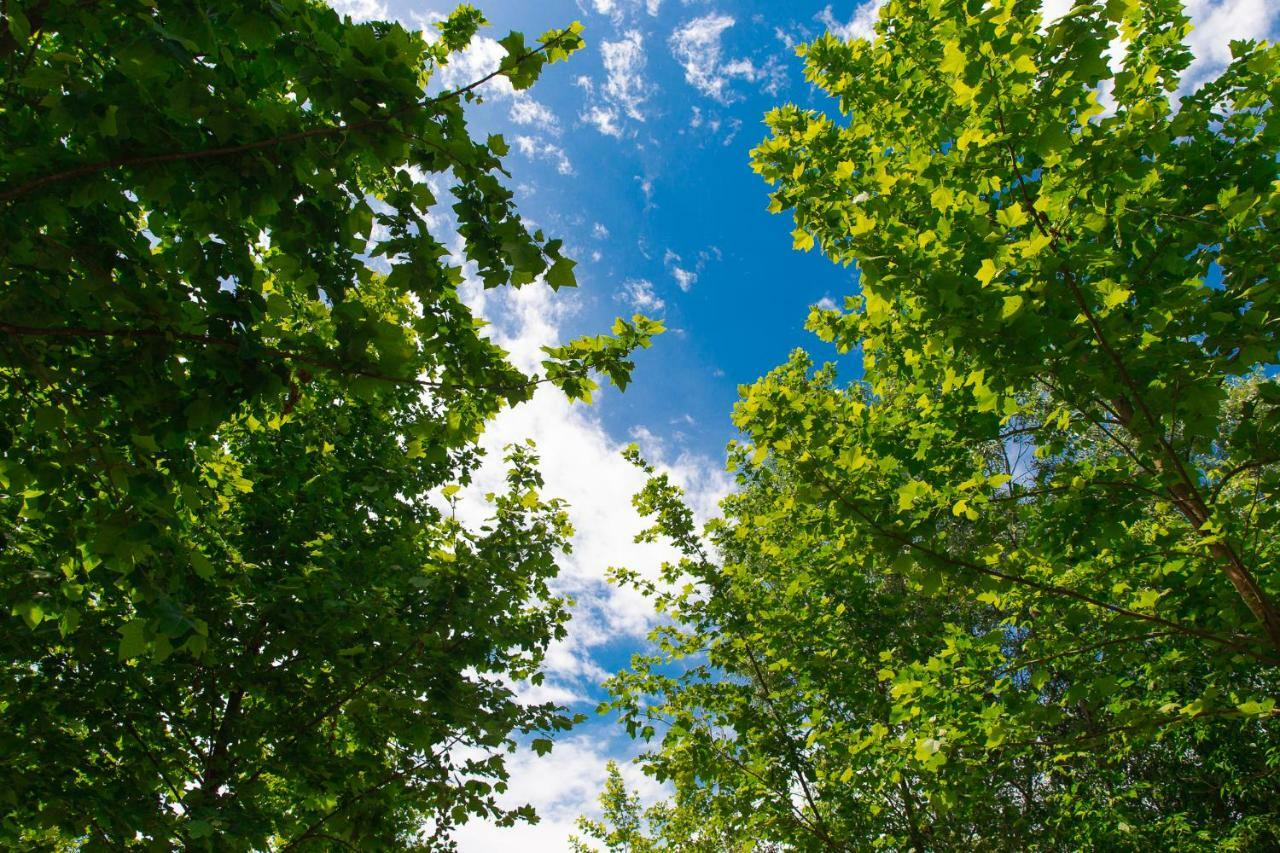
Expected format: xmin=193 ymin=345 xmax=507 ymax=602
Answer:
xmin=330 ymin=1 xmax=1280 ymax=848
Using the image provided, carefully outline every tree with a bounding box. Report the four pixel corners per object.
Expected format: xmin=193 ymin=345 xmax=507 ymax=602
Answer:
xmin=590 ymin=0 xmax=1280 ymax=848
xmin=1 ymin=1 xmax=658 ymax=846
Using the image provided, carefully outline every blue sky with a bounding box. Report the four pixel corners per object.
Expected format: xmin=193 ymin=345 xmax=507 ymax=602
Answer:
xmin=410 ymin=0 xmax=867 ymax=462
xmin=332 ymin=1 xmax=1279 ymax=848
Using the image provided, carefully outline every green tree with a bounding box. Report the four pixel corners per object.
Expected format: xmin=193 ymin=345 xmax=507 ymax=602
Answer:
xmin=591 ymin=0 xmax=1280 ymax=849
xmin=1 ymin=1 xmax=658 ymax=846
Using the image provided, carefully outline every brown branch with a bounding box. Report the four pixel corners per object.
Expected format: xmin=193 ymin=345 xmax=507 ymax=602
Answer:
xmin=1210 ymin=457 xmax=1278 ymax=503
xmin=1012 ymin=630 xmax=1176 ymax=671
xmin=988 ymin=73 xmax=1280 ymax=653
xmin=804 ymin=464 xmax=1278 ymax=665
xmin=0 ymin=28 xmax=576 ymax=203
xmin=121 ymin=716 xmax=188 ymax=807
xmin=0 ymin=320 xmax=541 ymax=396
xmin=740 ymin=648 xmax=839 ymax=848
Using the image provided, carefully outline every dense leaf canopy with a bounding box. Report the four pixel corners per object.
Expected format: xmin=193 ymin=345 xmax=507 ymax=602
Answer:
xmin=585 ymin=0 xmax=1280 ymax=849
xmin=1 ymin=0 xmax=658 ymax=847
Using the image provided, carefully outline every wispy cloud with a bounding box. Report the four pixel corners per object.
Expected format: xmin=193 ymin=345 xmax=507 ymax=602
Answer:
xmin=815 ymin=1 xmax=885 ymax=43
xmin=581 ymin=0 xmax=664 ymax=24
xmin=663 ymin=246 xmax=721 ymax=293
xmin=514 ymin=135 xmax=574 ymax=175
xmin=669 ymin=13 xmax=787 ymax=103
xmin=510 ymin=98 xmax=562 ymax=135
xmin=619 ymin=278 xmax=666 ymax=312
xmin=581 ymin=30 xmax=654 ymax=137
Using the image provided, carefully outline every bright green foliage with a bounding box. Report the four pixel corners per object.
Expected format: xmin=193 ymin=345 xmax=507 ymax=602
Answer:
xmin=591 ymin=1 xmax=1280 ymax=849
xmin=570 ymin=761 xmax=754 ymax=853
xmin=1 ymin=1 xmax=657 ymax=846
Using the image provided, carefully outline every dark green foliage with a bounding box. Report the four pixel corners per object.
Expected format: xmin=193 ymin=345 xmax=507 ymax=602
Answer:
xmin=1 ymin=1 xmax=657 ymax=847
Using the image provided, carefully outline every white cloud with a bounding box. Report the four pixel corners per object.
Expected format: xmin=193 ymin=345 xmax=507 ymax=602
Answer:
xmin=816 ymin=295 xmax=839 ymax=311
xmin=619 ymin=278 xmax=666 ymax=312
xmin=451 ymin=274 xmax=730 ymax=687
xmin=580 ymin=30 xmax=654 ymax=138
xmin=816 ymin=1 xmax=885 ymax=43
xmin=510 ymin=98 xmax=561 ymax=135
xmin=669 ymin=13 xmax=787 ymax=103
xmin=583 ymin=104 xmax=623 ymax=137
xmin=592 ymin=223 xmax=610 ymax=239
xmin=637 ymin=176 xmax=656 ymax=209
xmin=438 ymin=279 xmax=729 ymax=850
xmin=1182 ymin=0 xmax=1279 ymax=89
xmin=434 ymin=35 xmax=516 ymax=98
xmin=1036 ymin=0 xmax=1279 ymax=95
xmin=1038 ymin=0 xmax=1074 ymax=23
xmin=663 ymin=246 xmax=720 ymax=292
xmin=669 ymin=13 xmax=738 ymax=102
xmin=453 ymin=735 xmax=667 ymax=851
xmin=603 ymin=31 xmax=652 ymax=120
xmin=582 ymin=0 xmax=664 ymax=23
xmin=514 ymin=135 xmax=574 ymax=175
xmin=327 ymin=0 xmax=388 ymax=21
xmin=432 ymin=34 xmax=569 ymax=147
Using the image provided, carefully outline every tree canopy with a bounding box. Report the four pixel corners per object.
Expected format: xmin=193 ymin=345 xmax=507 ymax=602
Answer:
xmin=1 ymin=1 xmax=657 ymax=847
xmin=585 ymin=0 xmax=1280 ymax=849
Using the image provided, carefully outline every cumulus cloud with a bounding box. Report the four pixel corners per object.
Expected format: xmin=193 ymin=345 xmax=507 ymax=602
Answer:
xmin=637 ymin=176 xmax=656 ymax=210
xmin=603 ymin=31 xmax=652 ymax=120
xmin=581 ymin=30 xmax=654 ymax=138
xmin=1037 ymin=0 xmax=1278 ymax=92
xmin=430 ymin=33 xmax=571 ymax=150
xmin=452 ymin=266 xmax=729 ymax=700
xmin=452 ymin=734 xmax=668 ymax=851
xmin=669 ymin=13 xmax=787 ymax=103
xmin=1181 ymin=0 xmax=1280 ymax=89
xmin=582 ymin=104 xmax=624 ymax=138
xmin=436 ymin=276 xmax=728 ymax=852
xmin=433 ymin=35 xmax=515 ymax=98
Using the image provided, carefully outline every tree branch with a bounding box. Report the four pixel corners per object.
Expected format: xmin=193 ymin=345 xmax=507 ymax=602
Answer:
xmin=0 ymin=320 xmax=542 ymax=397
xmin=0 ymin=28 xmax=576 ymax=203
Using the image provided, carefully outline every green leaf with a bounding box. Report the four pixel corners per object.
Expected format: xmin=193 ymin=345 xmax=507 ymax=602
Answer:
xmin=7 ymin=8 xmax=30 ymax=42
xmin=976 ymin=258 xmax=999 ymax=287
xmin=190 ymin=550 xmax=215 ymax=581
xmin=1237 ymin=699 xmax=1276 ymax=716
xmin=545 ymin=256 xmax=577 ymax=290
xmin=12 ymin=601 xmax=44 ymax=630
xmin=118 ymin=620 xmax=149 ymax=661
xmin=941 ymin=41 xmax=966 ymax=74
